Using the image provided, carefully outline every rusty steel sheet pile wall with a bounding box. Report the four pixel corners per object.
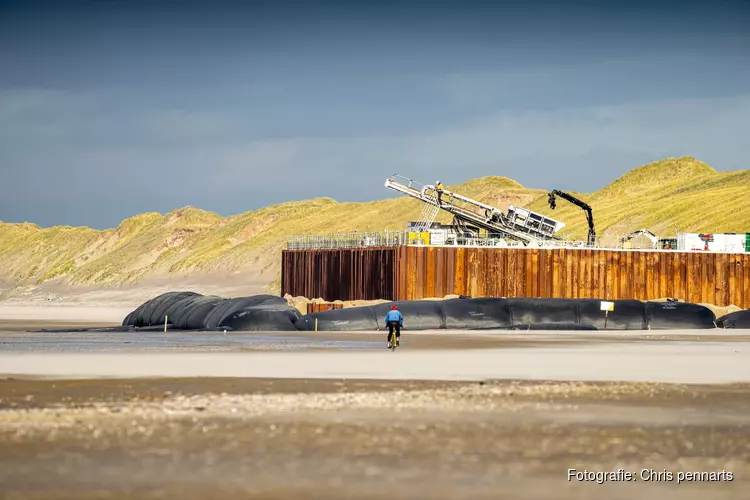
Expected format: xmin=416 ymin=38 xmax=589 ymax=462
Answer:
xmin=395 ymin=246 xmax=750 ymax=308
xmin=281 ymin=248 xmax=398 ymax=301
xmin=282 ymin=246 xmax=750 ymax=307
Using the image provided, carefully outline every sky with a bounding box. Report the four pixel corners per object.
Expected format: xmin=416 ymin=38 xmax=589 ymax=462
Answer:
xmin=1 ymin=0 xmax=749 ymax=229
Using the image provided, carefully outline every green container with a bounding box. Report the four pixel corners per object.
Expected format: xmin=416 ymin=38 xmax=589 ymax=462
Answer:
xmin=746 ymin=233 xmax=750 ymax=252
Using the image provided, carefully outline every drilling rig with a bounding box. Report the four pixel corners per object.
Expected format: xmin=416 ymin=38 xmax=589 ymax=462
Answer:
xmin=384 ymin=175 xmax=568 ymax=246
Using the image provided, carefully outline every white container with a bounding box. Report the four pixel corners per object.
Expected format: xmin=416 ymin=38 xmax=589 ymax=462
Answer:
xmin=677 ymin=233 xmax=747 ymax=253
xmin=429 ymin=229 xmax=447 ymax=245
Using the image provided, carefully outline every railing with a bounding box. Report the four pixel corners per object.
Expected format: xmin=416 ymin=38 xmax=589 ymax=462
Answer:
xmin=287 ymin=231 xmax=628 ymax=251
xmin=287 ymin=231 xmax=410 ymax=250
xmin=287 ymin=231 xmax=748 ymax=253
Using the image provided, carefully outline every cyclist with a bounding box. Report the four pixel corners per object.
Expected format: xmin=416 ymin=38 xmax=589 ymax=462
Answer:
xmin=384 ymin=304 xmax=403 ymax=347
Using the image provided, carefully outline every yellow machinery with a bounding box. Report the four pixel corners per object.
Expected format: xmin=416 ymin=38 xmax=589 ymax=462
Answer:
xmin=408 ymin=231 xmax=430 ymax=245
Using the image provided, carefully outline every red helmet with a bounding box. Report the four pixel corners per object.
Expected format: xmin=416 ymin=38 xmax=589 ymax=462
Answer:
xmin=390 ymin=305 xmax=398 ymax=310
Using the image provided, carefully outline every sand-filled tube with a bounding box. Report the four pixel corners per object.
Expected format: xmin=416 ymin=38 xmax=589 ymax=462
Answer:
xmin=297 ymin=297 xmax=716 ymax=331
xmin=123 ymin=293 xmax=718 ymax=331
xmin=646 ymin=302 xmax=717 ymax=329
xmin=220 ymin=305 xmax=302 ymax=331
xmin=372 ymin=301 xmax=447 ymax=330
xmin=166 ymin=295 xmax=211 ymax=329
xmin=508 ymin=323 xmax=598 ymax=330
xmin=150 ymin=291 xmax=201 ymax=326
xmin=208 ymin=295 xmax=289 ymax=330
xmin=717 ymin=309 xmax=750 ymax=329
xmin=577 ymin=299 xmax=647 ymax=330
xmin=122 ymin=292 xmax=303 ymax=332
xmin=182 ymin=297 xmax=225 ymax=330
xmin=440 ymin=298 xmax=512 ymax=329
xmin=295 ymin=306 xmax=379 ymax=331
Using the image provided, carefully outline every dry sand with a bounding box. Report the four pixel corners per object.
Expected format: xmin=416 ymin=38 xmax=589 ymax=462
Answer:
xmin=1 ymin=377 xmax=749 ymax=499
xmin=0 ymin=275 xmax=270 ymax=323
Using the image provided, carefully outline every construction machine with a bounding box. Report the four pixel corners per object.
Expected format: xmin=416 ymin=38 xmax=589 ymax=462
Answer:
xmin=619 ymin=229 xmax=659 ymax=249
xmin=385 ymin=175 xmax=567 ymax=246
xmin=547 ymin=190 xmax=596 ymax=247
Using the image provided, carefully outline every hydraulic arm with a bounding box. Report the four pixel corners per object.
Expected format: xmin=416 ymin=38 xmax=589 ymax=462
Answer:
xmin=547 ymin=190 xmax=596 ymax=247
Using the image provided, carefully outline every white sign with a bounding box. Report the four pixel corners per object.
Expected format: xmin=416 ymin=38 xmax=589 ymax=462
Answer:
xmin=600 ymin=301 xmax=615 ymax=312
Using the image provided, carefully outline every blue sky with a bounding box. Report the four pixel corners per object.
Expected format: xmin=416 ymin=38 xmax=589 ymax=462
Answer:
xmin=1 ymin=0 xmax=749 ymax=229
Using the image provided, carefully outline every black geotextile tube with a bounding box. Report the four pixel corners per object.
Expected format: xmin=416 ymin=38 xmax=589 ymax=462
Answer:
xmin=440 ymin=298 xmax=512 ymax=329
xmin=124 ymin=294 xmax=718 ymax=331
xmin=201 ymin=299 xmax=235 ymax=330
xmin=646 ymin=301 xmax=716 ymax=329
xmin=220 ymin=305 xmax=302 ymax=332
xmin=508 ymin=298 xmax=579 ymax=326
xmin=716 ymin=309 xmax=750 ymax=329
xmin=138 ymin=292 xmax=182 ymax=327
xmin=123 ymin=296 xmax=156 ymax=326
xmin=123 ymin=301 xmax=147 ymax=326
xmin=163 ymin=294 xmax=207 ymax=328
xmin=212 ymin=295 xmax=290 ymax=328
xmin=179 ymin=296 xmax=225 ymax=330
xmin=122 ymin=292 xmax=197 ymax=327
xmin=122 ymin=310 xmax=135 ymax=327
xmin=372 ymin=300 xmax=447 ymax=330
xmin=124 ymin=293 xmax=301 ymax=331
xmin=295 ymin=297 xmax=717 ymax=331
xmin=577 ymin=299 xmax=647 ymax=330
xmin=508 ymin=323 xmax=598 ymax=330
xmin=150 ymin=291 xmax=201 ymax=326
xmin=295 ymin=306 xmax=379 ymax=331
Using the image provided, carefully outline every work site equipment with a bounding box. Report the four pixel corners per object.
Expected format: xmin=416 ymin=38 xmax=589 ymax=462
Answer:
xmin=620 ymin=229 xmax=659 ymax=249
xmin=547 ymin=190 xmax=596 ymax=247
xmin=385 ymin=175 xmax=567 ymax=246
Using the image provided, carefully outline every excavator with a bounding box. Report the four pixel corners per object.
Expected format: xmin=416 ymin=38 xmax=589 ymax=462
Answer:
xmin=619 ymin=229 xmax=659 ymax=249
xmin=547 ymin=190 xmax=596 ymax=247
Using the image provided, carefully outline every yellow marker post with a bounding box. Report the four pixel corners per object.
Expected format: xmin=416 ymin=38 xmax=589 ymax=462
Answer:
xmin=600 ymin=301 xmax=615 ymax=330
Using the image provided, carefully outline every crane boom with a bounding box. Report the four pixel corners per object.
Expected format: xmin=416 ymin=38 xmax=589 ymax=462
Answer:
xmin=385 ymin=175 xmax=567 ymax=245
xmin=547 ymin=190 xmax=596 ymax=247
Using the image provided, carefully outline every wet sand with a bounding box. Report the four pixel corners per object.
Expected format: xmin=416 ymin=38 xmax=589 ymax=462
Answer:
xmin=2 ymin=320 xmax=750 ymax=498
xmin=1 ymin=328 xmax=749 ymax=384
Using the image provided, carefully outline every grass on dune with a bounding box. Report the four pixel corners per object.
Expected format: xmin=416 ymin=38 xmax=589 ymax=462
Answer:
xmin=0 ymin=156 xmax=748 ymax=291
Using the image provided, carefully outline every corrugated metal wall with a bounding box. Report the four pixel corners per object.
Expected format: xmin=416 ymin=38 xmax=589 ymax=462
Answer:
xmin=281 ymin=248 xmax=397 ymax=301
xmin=395 ymin=246 xmax=750 ymax=308
xmin=282 ymin=246 xmax=750 ymax=307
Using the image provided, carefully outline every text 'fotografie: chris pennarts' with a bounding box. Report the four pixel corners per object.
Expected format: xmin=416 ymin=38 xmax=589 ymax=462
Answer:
xmin=567 ymin=468 xmax=734 ymax=484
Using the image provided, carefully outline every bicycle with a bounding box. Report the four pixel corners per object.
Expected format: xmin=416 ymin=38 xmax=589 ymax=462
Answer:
xmin=387 ymin=327 xmax=400 ymax=351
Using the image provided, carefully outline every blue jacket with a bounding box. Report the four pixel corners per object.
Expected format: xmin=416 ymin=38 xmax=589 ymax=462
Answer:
xmin=385 ymin=309 xmax=403 ymax=326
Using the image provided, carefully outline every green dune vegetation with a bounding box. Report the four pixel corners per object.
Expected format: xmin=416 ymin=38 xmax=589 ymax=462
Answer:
xmin=0 ymin=156 xmax=747 ymax=294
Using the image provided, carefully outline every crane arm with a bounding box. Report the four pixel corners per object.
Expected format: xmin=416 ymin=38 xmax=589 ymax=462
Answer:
xmin=547 ymin=190 xmax=596 ymax=247
xmin=620 ymin=229 xmax=658 ymax=249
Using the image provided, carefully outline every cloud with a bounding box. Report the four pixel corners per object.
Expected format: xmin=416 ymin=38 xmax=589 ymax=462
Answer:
xmin=141 ymin=109 xmax=240 ymax=144
xmin=1 ymin=84 xmax=748 ymax=228
xmin=387 ymin=93 xmax=750 ymax=185
xmin=432 ymin=52 xmax=750 ymax=111
xmin=209 ymin=140 xmax=301 ymax=190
